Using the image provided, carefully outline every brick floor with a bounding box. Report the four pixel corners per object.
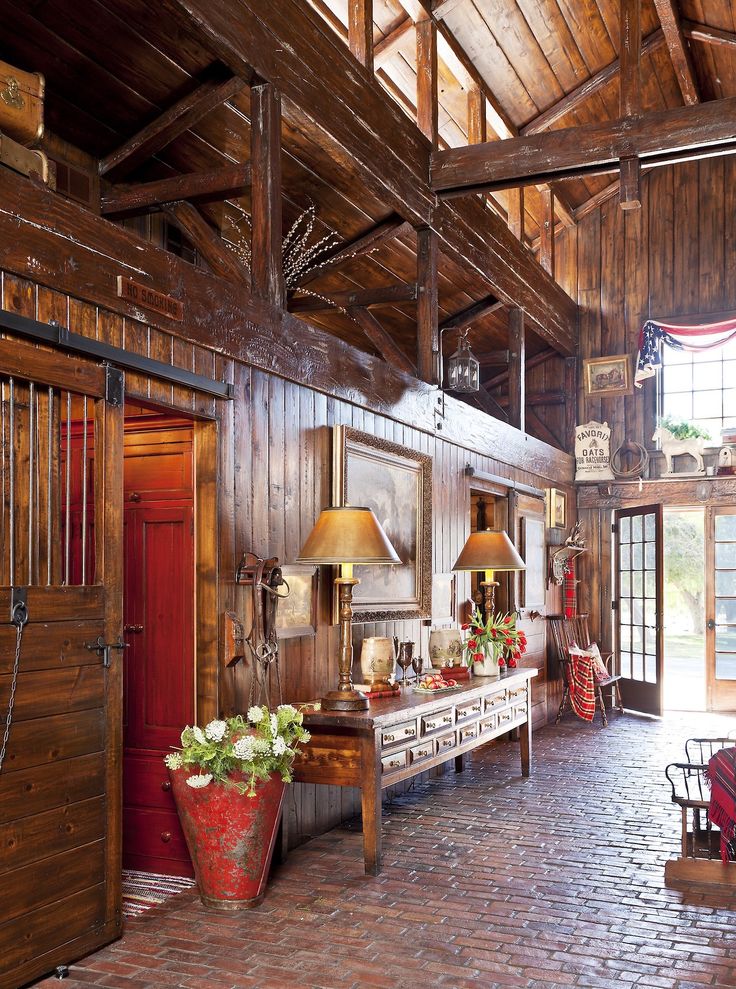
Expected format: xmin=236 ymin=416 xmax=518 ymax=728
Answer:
xmin=31 ymin=712 xmax=736 ymax=989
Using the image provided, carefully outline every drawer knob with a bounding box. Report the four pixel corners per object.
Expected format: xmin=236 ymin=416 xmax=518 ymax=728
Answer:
xmin=161 ymin=780 xmax=171 ymax=791
xmin=404 ymin=727 xmax=414 ymax=736
xmin=425 ymin=721 xmax=436 ymax=730
xmin=389 ymin=760 xmax=401 ymax=768
xmin=384 ymin=734 xmax=395 ymax=743
xmin=160 ymin=832 xmax=172 ymax=843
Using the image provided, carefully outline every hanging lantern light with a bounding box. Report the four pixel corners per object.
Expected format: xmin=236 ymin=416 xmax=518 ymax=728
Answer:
xmin=446 ymin=329 xmax=480 ymax=393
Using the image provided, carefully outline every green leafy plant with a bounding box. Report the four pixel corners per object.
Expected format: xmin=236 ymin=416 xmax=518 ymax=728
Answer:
xmin=658 ymin=415 xmax=712 ymax=442
xmin=164 ymin=705 xmax=311 ymax=796
xmin=461 ymin=608 xmax=528 ymax=669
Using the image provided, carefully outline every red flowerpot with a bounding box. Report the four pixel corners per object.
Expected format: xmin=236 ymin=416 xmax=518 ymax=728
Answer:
xmin=169 ymin=769 xmax=286 ymax=909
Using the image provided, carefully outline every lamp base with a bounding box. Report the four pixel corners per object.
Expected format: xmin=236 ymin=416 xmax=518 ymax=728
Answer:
xmin=320 ymin=688 xmax=369 ymax=711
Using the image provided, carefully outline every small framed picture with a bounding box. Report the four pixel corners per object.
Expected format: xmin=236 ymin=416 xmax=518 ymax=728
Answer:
xmin=583 ymin=355 xmax=632 ymax=397
xmin=431 ymin=572 xmax=456 ymax=624
xmin=275 ymin=565 xmax=318 ymax=639
xmin=547 ymin=488 xmax=567 ymax=529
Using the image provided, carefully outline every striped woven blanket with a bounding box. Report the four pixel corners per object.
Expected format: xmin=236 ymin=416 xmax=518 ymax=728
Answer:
xmin=568 ymin=653 xmax=596 ymax=722
xmin=706 ymin=747 xmax=736 ymax=863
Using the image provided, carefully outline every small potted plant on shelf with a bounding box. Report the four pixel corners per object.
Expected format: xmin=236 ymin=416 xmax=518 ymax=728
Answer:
xmin=165 ymin=705 xmax=310 ymax=910
xmin=461 ymin=608 xmax=528 ymax=676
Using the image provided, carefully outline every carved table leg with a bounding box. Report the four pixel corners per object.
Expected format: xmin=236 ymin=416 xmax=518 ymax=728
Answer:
xmin=520 ymin=713 xmax=532 ymax=778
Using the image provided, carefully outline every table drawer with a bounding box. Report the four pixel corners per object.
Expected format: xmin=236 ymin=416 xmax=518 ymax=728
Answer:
xmin=409 ymin=740 xmax=435 ymax=764
xmin=497 ymin=709 xmax=513 ymax=728
xmin=436 ymin=731 xmax=456 ymax=754
xmin=508 ymin=686 xmax=527 ymax=704
xmin=381 ymin=751 xmax=407 ymax=774
xmin=484 ymin=690 xmax=507 ymax=712
xmin=479 ymin=713 xmax=497 ymax=734
xmin=456 ymin=698 xmax=483 ymax=722
xmin=458 ymin=722 xmax=479 ymax=744
xmin=513 ymin=702 xmax=528 ymax=720
xmin=421 ymin=708 xmax=454 ymax=735
xmin=381 ymin=720 xmax=417 ymax=749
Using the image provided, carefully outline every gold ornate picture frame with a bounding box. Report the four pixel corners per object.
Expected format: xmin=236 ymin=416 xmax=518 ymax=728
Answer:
xmin=583 ymin=354 xmax=632 ymax=397
xmin=332 ymin=425 xmax=432 ymax=622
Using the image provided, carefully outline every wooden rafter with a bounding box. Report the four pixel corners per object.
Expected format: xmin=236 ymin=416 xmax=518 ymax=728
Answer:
xmin=683 ymin=20 xmax=736 ymax=50
xmin=416 ymin=17 xmax=438 ymax=146
xmin=99 ymin=71 xmax=247 ymax=178
xmin=101 ymin=164 xmax=252 ymax=216
xmin=289 ymin=283 xmax=418 ymax=314
xmin=497 ymin=390 xmax=565 ymax=407
xmin=349 ymin=0 xmax=374 ymax=72
xmin=467 ymin=386 xmax=509 ymax=422
xmin=346 ymin=305 xmax=417 ymax=376
xmin=296 ymin=216 xmax=413 ymax=288
xmin=521 ymin=31 xmax=665 ymax=136
xmin=440 ymin=295 xmax=503 ymax=333
xmin=526 ymin=408 xmax=561 ymax=449
xmin=484 ymin=347 xmax=557 ymax=389
xmin=431 ymin=96 xmax=736 ymax=193
xmin=474 ymin=349 xmax=509 ymax=366
xmin=653 ymin=0 xmax=700 ymax=106
xmin=163 ymin=201 xmax=247 ymax=282
xmin=374 ymin=17 xmax=413 ymax=68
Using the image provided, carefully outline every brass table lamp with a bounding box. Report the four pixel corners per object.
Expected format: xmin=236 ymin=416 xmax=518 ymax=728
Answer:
xmin=453 ymin=528 xmax=525 ymax=616
xmin=297 ymin=506 xmax=400 ymax=711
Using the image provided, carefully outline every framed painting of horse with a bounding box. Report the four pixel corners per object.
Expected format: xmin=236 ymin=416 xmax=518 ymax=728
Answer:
xmin=583 ymin=355 xmax=633 ymax=397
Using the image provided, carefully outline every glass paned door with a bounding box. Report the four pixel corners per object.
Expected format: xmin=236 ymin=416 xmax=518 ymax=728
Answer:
xmin=706 ymin=507 xmax=736 ymax=711
xmin=614 ymin=504 xmax=664 ymax=716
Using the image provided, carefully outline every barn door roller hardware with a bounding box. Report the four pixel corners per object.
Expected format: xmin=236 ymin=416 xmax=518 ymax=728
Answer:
xmin=0 ymin=307 xmax=234 ymax=400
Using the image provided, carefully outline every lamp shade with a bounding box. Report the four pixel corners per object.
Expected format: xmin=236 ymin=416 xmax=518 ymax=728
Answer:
xmin=296 ymin=506 xmax=401 ymax=565
xmin=453 ymin=529 xmax=525 ymax=572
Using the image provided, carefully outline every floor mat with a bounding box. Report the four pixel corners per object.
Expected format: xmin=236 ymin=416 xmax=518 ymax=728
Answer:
xmin=121 ymin=869 xmax=196 ymax=918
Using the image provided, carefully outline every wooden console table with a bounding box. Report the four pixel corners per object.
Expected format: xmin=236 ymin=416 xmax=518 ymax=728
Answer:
xmin=293 ymin=668 xmax=536 ymax=875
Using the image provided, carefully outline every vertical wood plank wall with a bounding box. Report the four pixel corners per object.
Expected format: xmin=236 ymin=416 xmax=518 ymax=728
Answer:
xmin=0 ymin=266 xmax=573 ymax=843
xmin=557 ymin=158 xmax=736 ymax=653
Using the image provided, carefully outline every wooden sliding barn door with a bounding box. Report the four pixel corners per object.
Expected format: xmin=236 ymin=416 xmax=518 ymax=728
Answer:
xmin=614 ymin=504 xmax=664 ymax=717
xmin=0 ymin=339 xmax=123 ymax=989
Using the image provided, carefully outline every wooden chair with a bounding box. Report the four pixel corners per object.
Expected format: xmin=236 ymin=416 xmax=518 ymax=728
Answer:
xmin=547 ymin=614 xmax=624 ymax=727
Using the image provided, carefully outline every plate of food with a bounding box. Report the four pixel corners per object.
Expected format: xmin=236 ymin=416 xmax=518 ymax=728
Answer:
xmin=412 ymin=673 xmax=462 ymax=693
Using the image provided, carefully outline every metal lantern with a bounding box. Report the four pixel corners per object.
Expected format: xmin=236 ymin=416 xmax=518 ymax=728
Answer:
xmin=446 ymin=331 xmax=480 ymax=393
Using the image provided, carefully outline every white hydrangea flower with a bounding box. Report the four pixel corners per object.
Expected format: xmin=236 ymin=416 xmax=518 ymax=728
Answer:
xmin=192 ymin=726 xmax=206 ymax=744
xmin=248 ymin=706 xmax=265 ymax=723
xmin=272 ymin=736 xmax=287 ymax=756
xmin=204 ymin=719 xmax=227 ymax=742
xmin=185 ymin=773 xmax=212 ymax=788
xmin=164 ymin=752 xmax=183 ymax=770
xmin=234 ymin=736 xmax=256 ymax=761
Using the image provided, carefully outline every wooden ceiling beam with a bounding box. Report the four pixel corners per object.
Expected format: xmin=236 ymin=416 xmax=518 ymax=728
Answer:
xmin=251 ymin=80 xmax=284 ymax=306
xmin=416 ymin=18 xmax=438 ymax=146
xmin=289 ymin=283 xmax=418 ymax=314
xmin=440 ymin=295 xmax=504 ymax=333
xmin=507 ymin=307 xmax=525 ymax=432
xmin=526 ymin=407 xmax=562 ymax=449
xmin=619 ymin=0 xmax=642 ymax=210
xmin=346 ymin=305 xmax=417 ymax=376
xmin=467 ymin=385 xmax=509 ymax=423
xmin=163 ymin=201 xmax=248 ymax=282
xmin=475 ymin=349 xmax=509 ymax=365
xmin=521 ymin=30 xmax=665 ymax=136
xmin=374 ymin=17 xmax=414 ymax=68
xmin=172 ymin=0 xmax=578 ymax=354
xmin=431 ymin=96 xmax=736 ymax=193
xmin=683 ymin=20 xmax=736 ymax=50
xmin=296 ymin=216 xmax=413 ymax=288
xmin=653 ymin=0 xmax=700 ymax=106
xmin=484 ymin=347 xmax=557 ymax=389
xmin=349 ymin=0 xmax=374 ymax=73
xmin=497 ymin=390 xmax=565 ymax=407
xmin=101 ymin=164 xmax=252 ymax=216
xmin=99 ymin=71 xmax=247 ymax=178
xmin=417 ymin=225 xmax=439 ymax=384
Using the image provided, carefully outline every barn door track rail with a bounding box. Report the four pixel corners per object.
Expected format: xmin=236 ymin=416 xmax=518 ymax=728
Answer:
xmin=0 ymin=307 xmax=234 ymax=400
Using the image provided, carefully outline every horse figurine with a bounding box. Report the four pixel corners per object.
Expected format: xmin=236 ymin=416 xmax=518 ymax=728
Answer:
xmin=651 ymin=424 xmax=706 ymax=475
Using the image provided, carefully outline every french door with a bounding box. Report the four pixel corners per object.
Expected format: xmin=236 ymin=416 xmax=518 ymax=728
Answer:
xmin=0 ymin=338 xmax=123 ymax=988
xmin=706 ymin=506 xmax=736 ymax=711
xmin=614 ymin=504 xmax=664 ymax=716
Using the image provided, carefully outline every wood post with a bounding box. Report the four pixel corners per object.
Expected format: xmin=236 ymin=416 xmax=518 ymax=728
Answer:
xmin=620 ymin=0 xmax=642 ymax=209
xmin=508 ymin=308 xmax=525 ymax=432
xmin=467 ymin=86 xmax=486 ymax=145
xmin=539 ymin=189 xmax=554 ymax=277
xmin=416 ymin=18 xmax=438 ymax=147
xmin=251 ymin=80 xmax=285 ymax=307
xmin=417 ymin=226 xmax=439 ymax=384
xmin=349 ymin=0 xmax=374 ymax=73
xmin=508 ymin=188 xmax=525 ymax=243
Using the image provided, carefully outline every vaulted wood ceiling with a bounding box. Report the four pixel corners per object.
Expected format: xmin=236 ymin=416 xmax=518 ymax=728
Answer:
xmin=1 ymin=0 xmax=735 ymax=426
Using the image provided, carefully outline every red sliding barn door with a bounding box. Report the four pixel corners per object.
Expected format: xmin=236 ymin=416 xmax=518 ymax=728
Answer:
xmin=0 ymin=339 xmax=123 ymax=989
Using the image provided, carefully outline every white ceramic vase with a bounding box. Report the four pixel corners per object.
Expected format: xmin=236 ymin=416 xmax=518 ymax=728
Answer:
xmin=428 ymin=628 xmax=463 ymax=669
xmin=472 ymin=642 xmax=502 ymax=677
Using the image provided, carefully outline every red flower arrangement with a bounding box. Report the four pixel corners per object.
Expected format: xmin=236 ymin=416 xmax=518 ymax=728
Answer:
xmin=461 ymin=608 xmax=528 ymax=669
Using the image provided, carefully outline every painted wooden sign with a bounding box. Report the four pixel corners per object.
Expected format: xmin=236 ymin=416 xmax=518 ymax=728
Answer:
xmin=117 ymin=276 xmax=184 ymax=321
xmin=575 ymin=420 xmax=614 ymax=482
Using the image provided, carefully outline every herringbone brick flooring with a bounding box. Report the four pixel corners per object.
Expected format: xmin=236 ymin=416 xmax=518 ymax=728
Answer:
xmin=32 ymin=712 xmax=736 ymax=989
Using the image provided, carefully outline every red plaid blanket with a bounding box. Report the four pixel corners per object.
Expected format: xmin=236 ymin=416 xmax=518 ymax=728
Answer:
xmin=706 ymin=747 xmax=736 ymax=863
xmin=568 ymin=653 xmax=595 ymax=722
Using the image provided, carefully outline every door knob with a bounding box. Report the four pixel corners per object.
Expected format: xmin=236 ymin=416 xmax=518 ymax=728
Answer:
xmin=124 ymin=624 xmax=144 ymax=633
xmin=161 ymin=780 xmax=171 ymax=792
xmin=707 ymin=619 xmax=716 ymax=631
xmin=160 ymin=832 xmax=172 ymax=843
